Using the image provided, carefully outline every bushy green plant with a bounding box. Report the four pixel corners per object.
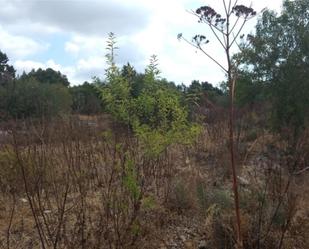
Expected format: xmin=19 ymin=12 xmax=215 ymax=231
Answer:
xmin=70 ymin=82 xmax=102 ymax=114
xmin=99 ymin=33 xmax=132 ymax=125
xmin=99 ymin=33 xmax=201 ymax=157
xmin=1 ymin=78 xmax=72 ymax=119
xmin=141 ymin=195 xmax=156 ymax=210
xmin=169 ymin=179 xmax=193 ymax=211
xmin=237 ymin=0 xmax=309 ymax=138
xmin=123 ymin=157 xmax=141 ymax=201
xmin=0 ymin=146 xmax=18 ymax=193
xmin=197 ymin=184 xmax=233 ymax=212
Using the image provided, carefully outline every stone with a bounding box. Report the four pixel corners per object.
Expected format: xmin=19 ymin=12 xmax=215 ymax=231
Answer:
xmin=180 ymin=235 xmax=186 ymax=242
xmin=184 ymin=240 xmax=194 ymax=249
xmin=198 ymin=240 xmax=207 ymax=249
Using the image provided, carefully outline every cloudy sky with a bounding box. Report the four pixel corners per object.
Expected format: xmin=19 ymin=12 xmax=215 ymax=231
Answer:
xmin=0 ymin=0 xmax=283 ymax=86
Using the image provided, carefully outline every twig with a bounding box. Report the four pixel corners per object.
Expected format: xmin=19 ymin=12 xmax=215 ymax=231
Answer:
xmin=293 ymin=166 xmax=309 ymax=175
xmin=180 ymin=37 xmax=228 ymax=73
xmin=6 ymin=195 xmax=16 ymax=249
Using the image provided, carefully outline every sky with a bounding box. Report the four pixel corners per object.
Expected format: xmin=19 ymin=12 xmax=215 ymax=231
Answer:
xmin=0 ymin=0 xmax=283 ymax=86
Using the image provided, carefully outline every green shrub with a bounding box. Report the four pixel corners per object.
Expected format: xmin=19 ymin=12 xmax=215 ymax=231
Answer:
xmin=0 ymin=146 xmax=20 ymax=193
xmin=197 ymin=185 xmax=232 ymax=213
xmin=99 ymin=33 xmax=201 ymax=158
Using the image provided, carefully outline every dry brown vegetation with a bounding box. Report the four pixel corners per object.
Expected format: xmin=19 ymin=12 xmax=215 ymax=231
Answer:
xmin=0 ymin=115 xmax=308 ymax=249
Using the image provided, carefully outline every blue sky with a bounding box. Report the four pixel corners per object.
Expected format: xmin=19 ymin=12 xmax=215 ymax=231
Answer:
xmin=0 ymin=0 xmax=282 ymax=85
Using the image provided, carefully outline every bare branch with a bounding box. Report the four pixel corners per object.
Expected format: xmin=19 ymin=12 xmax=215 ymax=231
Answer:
xmin=188 ymin=9 xmax=227 ymax=50
xmin=229 ymin=19 xmax=247 ymax=48
xmin=222 ymin=30 xmax=227 ymax=48
xmin=180 ymin=37 xmax=228 ymax=73
xmin=197 ymin=45 xmax=228 ymax=73
xmin=228 ymin=0 xmax=232 ymax=14
xmin=229 ymin=16 xmax=240 ymax=35
xmin=293 ymin=167 xmax=309 ymax=175
xmin=209 ymin=24 xmax=227 ymax=50
xmin=232 ymin=0 xmax=239 ymax=12
xmin=233 ymin=34 xmax=243 ymax=52
xmin=189 ymin=10 xmax=228 ymax=35
xmin=223 ymin=0 xmax=229 ymax=16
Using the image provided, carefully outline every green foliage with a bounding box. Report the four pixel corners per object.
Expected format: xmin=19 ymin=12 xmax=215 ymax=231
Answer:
xmin=101 ymin=75 xmax=132 ymax=124
xmin=0 ymin=50 xmax=15 ymax=84
xmin=196 ymin=181 xmax=208 ymax=212
xmin=99 ymin=34 xmax=201 ymax=157
xmin=183 ymin=80 xmax=226 ymax=120
xmin=144 ymin=55 xmax=160 ymax=83
xmin=131 ymin=77 xmax=201 ymax=156
xmin=0 ymin=146 xmax=18 ymax=192
xmin=70 ymin=82 xmax=102 ymax=114
xmin=237 ymin=0 xmax=309 ymax=136
xmin=100 ymin=33 xmax=132 ymax=124
xmin=0 ymin=52 xmax=15 ymax=119
xmin=234 ymin=72 xmax=265 ymax=108
xmin=133 ymin=88 xmax=186 ymax=130
xmin=123 ymin=158 xmax=140 ymax=201
xmin=169 ymin=179 xmax=193 ymax=211
xmin=196 ymin=182 xmax=232 ymax=214
xmin=0 ymin=78 xmax=72 ymax=119
xmin=130 ymin=221 xmax=141 ymax=237
xmin=20 ymin=68 xmax=70 ymax=87
xmin=208 ymin=188 xmax=232 ymax=210
xmin=0 ymin=52 xmax=72 ymax=120
xmin=141 ymin=195 xmax=156 ymax=210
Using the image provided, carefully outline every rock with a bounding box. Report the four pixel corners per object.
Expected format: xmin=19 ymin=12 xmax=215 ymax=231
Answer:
xmin=184 ymin=228 xmax=195 ymax=237
xmin=159 ymin=242 xmax=167 ymax=249
xmin=168 ymin=241 xmax=178 ymax=248
xmin=237 ymin=176 xmax=249 ymax=186
xmin=159 ymin=244 xmax=167 ymax=249
xmin=184 ymin=240 xmax=195 ymax=249
xmin=198 ymin=240 xmax=207 ymax=249
xmin=180 ymin=235 xmax=186 ymax=242
xmin=20 ymin=198 xmax=28 ymax=203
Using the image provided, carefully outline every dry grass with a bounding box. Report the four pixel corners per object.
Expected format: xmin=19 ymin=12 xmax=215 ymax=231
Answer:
xmin=0 ymin=116 xmax=308 ymax=249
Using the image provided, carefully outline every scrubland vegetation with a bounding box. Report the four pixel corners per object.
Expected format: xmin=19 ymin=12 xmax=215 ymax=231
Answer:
xmin=0 ymin=0 xmax=308 ymax=248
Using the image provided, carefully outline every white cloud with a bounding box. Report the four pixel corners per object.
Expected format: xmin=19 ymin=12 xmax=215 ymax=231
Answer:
xmin=64 ymin=42 xmax=80 ymax=55
xmin=0 ymin=0 xmax=151 ymax=36
xmin=0 ymin=26 xmax=49 ymax=60
xmin=8 ymin=21 xmax=61 ymax=37
xmin=14 ymin=56 xmax=108 ymax=86
xmin=76 ymin=57 xmax=106 ymax=71
xmin=128 ymin=0 xmax=283 ymax=85
xmin=64 ymin=35 xmax=106 ymax=57
xmin=3 ymin=0 xmax=283 ymax=86
xmin=14 ymin=59 xmax=70 ymax=75
xmin=14 ymin=60 xmax=45 ymax=73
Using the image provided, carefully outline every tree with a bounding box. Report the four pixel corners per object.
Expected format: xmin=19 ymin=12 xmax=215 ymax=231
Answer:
xmin=185 ymin=80 xmax=224 ymax=106
xmin=70 ymin=82 xmax=102 ymax=115
xmin=0 ymin=51 xmax=16 ymax=119
xmin=20 ymin=68 xmax=70 ymax=87
xmin=0 ymin=66 xmax=72 ymax=119
xmin=0 ymin=51 xmax=15 ymax=84
xmin=234 ymin=72 xmax=265 ymax=108
xmin=237 ymin=0 xmax=309 ymax=141
xmin=1 ymin=78 xmax=72 ymax=119
xmin=100 ymin=33 xmax=132 ymax=124
xmin=99 ymin=33 xmax=200 ymax=157
xmin=184 ymin=80 xmax=225 ymax=121
xmin=132 ymin=56 xmax=187 ymax=130
xmin=179 ymin=1 xmax=256 ymax=247
xmin=7 ymin=78 xmax=72 ymax=119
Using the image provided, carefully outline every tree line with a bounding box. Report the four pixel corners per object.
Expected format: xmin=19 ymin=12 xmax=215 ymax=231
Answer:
xmin=0 ymin=49 xmax=223 ymax=123
xmin=0 ymin=0 xmax=308 ymax=142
